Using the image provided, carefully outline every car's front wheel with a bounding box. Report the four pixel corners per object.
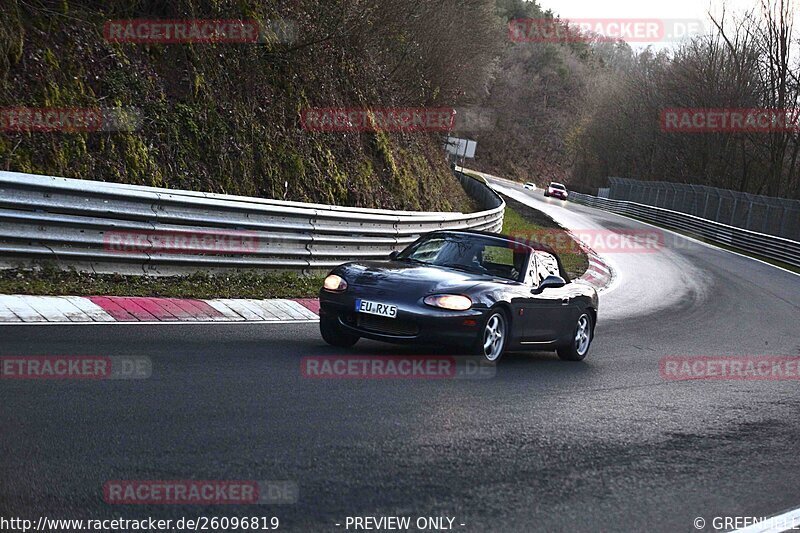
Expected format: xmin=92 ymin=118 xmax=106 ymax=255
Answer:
xmin=557 ymin=312 xmax=593 ymax=361
xmin=320 ymin=317 xmax=359 ymax=348
xmin=476 ymin=309 xmax=508 ymax=362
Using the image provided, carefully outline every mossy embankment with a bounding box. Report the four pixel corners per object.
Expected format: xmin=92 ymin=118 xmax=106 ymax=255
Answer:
xmin=0 ymin=0 xmax=476 ymax=212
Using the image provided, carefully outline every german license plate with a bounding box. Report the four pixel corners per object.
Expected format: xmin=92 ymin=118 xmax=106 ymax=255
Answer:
xmin=355 ymin=299 xmax=397 ymax=318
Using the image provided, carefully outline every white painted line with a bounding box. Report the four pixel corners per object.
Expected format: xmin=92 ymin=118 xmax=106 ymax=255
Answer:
xmin=51 ymin=296 xmax=100 ymax=322
xmin=269 ymin=299 xmax=305 ymax=319
xmin=588 ymin=260 xmax=610 ymax=274
xmin=286 ymin=301 xmax=320 ymax=319
xmin=205 ymin=300 xmax=246 ymax=321
xmin=0 ymin=295 xmax=47 ymax=322
xmin=585 ymin=271 xmax=609 ymax=281
xmin=27 ymin=295 xmax=92 ymax=322
xmin=23 ymin=296 xmax=72 ymax=322
xmin=582 ymin=270 xmax=607 ymax=280
xmin=274 ymin=299 xmax=318 ymax=319
xmin=221 ymin=299 xmax=274 ymax=320
xmin=586 ymin=265 xmax=611 ymax=276
xmin=59 ymin=296 xmax=115 ymax=322
xmin=248 ymin=299 xmax=288 ymax=320
xmin=214 ymin=299 xmax=263 ymax=321
xmin=731 ymin=506 xmax=800 ymax=533
xmin=0 ymin=299 xmax=22 ymax=321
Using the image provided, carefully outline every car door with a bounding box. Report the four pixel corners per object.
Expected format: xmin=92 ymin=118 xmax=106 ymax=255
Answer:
xmin=522 ymin=251 xmax=575 ymax=343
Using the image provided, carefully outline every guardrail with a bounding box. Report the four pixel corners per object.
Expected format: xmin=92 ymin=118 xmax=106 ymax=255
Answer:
xmin=568 ymin=192 xmax=800 ymax=268
xmin=0 ymin=170 xmax=504 ymax=275
xmin=606 ymin=176 xmax=800 ymax=241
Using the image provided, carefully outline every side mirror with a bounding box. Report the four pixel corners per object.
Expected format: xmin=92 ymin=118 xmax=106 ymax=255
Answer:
xmin=388 ymin=250 xmax=400 ymax=261
xmin=532 ymin=275 xmax=566 ymax=294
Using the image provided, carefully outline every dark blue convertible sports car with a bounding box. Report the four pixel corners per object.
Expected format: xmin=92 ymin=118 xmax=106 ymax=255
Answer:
xmin=319 ymin=230 xmax=598 ymax=361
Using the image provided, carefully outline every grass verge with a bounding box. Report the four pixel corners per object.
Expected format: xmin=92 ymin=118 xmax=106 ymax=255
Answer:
xmin=500 ymin=196 xmax=589 ymax=279
xmin=0 ymin=268 xmax=325 ymax=299
xmin=464 ymin=169 xmax=589 ymax=279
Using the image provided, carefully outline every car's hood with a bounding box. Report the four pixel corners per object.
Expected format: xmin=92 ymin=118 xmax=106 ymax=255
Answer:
xmin=337 ymin=260 xmax=485 ymax=295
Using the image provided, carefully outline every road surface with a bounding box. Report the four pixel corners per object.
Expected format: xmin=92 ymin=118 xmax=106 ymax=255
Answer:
xmin=2 ymin=182 xmax=799 ymax=532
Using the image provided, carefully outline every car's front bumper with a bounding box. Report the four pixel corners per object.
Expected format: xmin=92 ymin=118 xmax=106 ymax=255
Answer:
xmin=319 ymin=292 xmax=487 ymax=349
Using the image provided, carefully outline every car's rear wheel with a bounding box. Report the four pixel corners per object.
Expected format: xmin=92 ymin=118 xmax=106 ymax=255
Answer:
xmin=476 ymin=309 xmax=508 ymax=362
xmin=320 ymin=317 xmax=359 ymax=348
xmin=557 ymin=312 xmax=593 ymax=361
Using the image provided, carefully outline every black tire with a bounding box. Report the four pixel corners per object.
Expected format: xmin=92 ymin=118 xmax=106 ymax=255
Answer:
xmin=557 ymin=312 xmax=593 ymax=362
xmin=472 ymin=308 xmax=509 ymax=362
xmin=320 ymin=317 xmax=359 ymax=348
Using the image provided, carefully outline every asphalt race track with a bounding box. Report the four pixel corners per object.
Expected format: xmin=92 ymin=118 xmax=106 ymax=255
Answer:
xmin=2 ymin=183 xmax=799 ymax=532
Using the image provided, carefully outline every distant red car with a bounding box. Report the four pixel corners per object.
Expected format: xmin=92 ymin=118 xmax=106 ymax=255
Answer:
xmin=544 ymin=182 xmax=568 ymax=200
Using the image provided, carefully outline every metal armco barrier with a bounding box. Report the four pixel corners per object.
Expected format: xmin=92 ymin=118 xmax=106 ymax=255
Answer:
xmin=606 ymin=177 xmax=800 ymax=241
xmin=0 ymin=171 xmax=504 ymax=275
xmin=568 ymin=192 xmax=800 ymax=268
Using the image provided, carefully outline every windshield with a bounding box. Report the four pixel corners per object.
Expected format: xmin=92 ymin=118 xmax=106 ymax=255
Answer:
xmin=550 ymin=183 xmax=566 ymax=190
xmin=398 ymin=233 xmax=529 ymax=282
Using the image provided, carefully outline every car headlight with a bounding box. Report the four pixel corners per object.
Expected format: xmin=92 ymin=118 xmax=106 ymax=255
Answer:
xmin=323 ymin=274 xmax=348 ymax=292
xmin=423 ymin=294 xmax=472 ymax=311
